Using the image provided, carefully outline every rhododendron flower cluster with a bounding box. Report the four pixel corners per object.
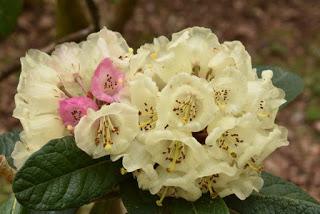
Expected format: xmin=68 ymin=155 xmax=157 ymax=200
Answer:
xmin=12 ymin=27 xmax=288 ymax=205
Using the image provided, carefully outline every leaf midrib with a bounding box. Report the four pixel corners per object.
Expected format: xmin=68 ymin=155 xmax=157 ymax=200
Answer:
xmin=14 ymin=157 xmax=111 ymax=194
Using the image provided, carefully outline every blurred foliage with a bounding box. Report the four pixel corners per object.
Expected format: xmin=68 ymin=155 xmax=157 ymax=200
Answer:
xmin=0 ymin=0 xmax=22 ymax=38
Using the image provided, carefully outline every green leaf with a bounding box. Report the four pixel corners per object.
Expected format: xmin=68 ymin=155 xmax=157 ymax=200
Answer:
xmin=120 ymin=178 xmax=163 ymax=214
xmin=225 ymin=172 xmax=320 ymax=214
xmin=167 ymin=196 xmax=229 ymax=214
xmin=0 ymin=130 xmax=20 ymax=168
xmin=0 ymin=195 xmax=77 ymax=214
xmin=13 ymin=136 xmax=124 ymax=211
xmin=0 ymin=0 xmax=22 ymax=37
xmin=255 ymin=66 xmax=304 ymax=106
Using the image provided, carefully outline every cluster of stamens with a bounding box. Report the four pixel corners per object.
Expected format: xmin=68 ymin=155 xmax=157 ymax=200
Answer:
xmin=104 ymin=73 xmax=118 ymax=94
xmin=244 ymin=157 xmax=263 ymax=173
xmin=217 ymin=130 xmax=244 ymax=159
xmin=198 ymin=174 xmax=220 ymax=198
xmin=214 ymin=89 xmax=230 ymax=109
xmin=257 ymin=100 xmax=271 ymax=118
xmin=138 ymin=102 xmax=157 ymax=131
xmin=173 ymin=95 xmax=197 ymax=124
xmin=95 ymin=116 xmax=119 ymax=150
xmin=162 ymin=141 xmax=186 ymax=172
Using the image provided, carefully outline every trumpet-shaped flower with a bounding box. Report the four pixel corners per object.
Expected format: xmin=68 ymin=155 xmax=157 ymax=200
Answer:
xmin=144 ymin=130 xmax=207 ymax=173
xmin=13 ymin=28 xmax=131 ymax=169
xmin=90 ymin=58 xmax=125 ymax=103
xmin=58 ymin=96 xmax=98 ymax=127
xmin=156 ymin=73 xmax=218 ymax=132
xmin=74 ymin=103 xmax=139 ymax=158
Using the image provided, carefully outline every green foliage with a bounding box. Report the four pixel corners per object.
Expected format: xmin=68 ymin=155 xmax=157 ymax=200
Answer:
xmin=225 ymin=172 xmax=320 ymax=214
xmin=0 ymin=130 xmax=19 ymax=168
xmin=0 ymin=195 xmax=77 ymax=214
xmin=255 ymin=66 xmax=304 ymax=106
xmin=120 ymin=178 xmax=163 ymax=214
xmin=167 ymin=196 xmax=229 ymax=214
xmin=0 ymin=0 xmax=22 ymax=37
xmin=13 ymin=136 xmax=124 ymax=211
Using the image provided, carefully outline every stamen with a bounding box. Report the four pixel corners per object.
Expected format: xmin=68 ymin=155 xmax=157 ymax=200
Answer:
xmin=120 ymin=167 xmax=128 ymax=175
xmin=95 ymin=116 xmax=119 ymax=150
xmin=165 ymin=141 xmax=185 ymax=172
xmin=73 ymin=73 xmax=87 ymax=94
xmin=173 ymin=95 xmax=197 ymax=124
xmin=138 ymin=103 xmax=158 ymax=131
xmin=156 ymin=187 xmax=168 ymax=206
xmin=257 ymin=100 xmax=271 ymax=118
xmin=214 ymin=89 xmax=230 ymax=110
xmin=217 ymin=130 xmax=243 ymax=159
xmin=244 ymin=157 xmax=263 ymax=172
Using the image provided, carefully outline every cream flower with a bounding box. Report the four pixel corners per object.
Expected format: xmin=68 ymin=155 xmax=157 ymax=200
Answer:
xmin=156 ymin=73 xmax=218 ymax=132
xmin=51 ymin=27 xmax=131 ymax=97
xmin=144 ymin=130 xmax=207 ymax=173
xmin=206 ymin=114 xmax=288 ymax=167
xmin=128 ymin=74 xmax=159 ymax=136
xmin=245 ymin=70 xmax=286 ymax=128
xmin=74 ymin=103 xmax=139 ymax=159
xmin=150 ymin=167 xmax=202 ymax=204
xmin=210 ymin=67 xmax=248 ymax=114
xmin=197 ymin=170 xmax=263 ymax=200
xmin=13 ymin=28 xmax=131 ymax=169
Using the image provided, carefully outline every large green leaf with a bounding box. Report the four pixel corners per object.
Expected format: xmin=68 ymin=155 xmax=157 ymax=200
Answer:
xmin=225 ymin=172 xmax=320 ymax=214
xmin=167 ymin=196 xmax=229 ymax=214
xmin=0 ymin=0 xmax=22 ymax=37
xmin=0 ymin=195 xmax=77 ymax=214
xmin=0 ymin=130 xmax=20 ymax=168
xmin=120 ymin=178 xmax=163 ymax=214
xmin=13 ymin=136 xmax=124 ymax=211
xmin=120 ymin=178 xmax=229 ymax=214
xmin=255 ymin=66 xmax=304 ymax=106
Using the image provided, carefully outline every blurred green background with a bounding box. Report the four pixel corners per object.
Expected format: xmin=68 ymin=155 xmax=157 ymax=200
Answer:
xmin=0 ymin=0 xmax=319 ymax=203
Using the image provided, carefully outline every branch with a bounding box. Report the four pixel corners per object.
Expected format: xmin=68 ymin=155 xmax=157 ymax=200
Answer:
xmin=86 ymin=0 xmax=101 ymax=32
xmin=0 ymin=26 xmax=94 ymax=82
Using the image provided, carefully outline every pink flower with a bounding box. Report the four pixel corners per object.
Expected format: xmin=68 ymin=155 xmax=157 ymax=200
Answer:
xmin=90 ymin=58 xmax=124 ymax=103
xmin=58 ymin=96 xmax=98 ymax=127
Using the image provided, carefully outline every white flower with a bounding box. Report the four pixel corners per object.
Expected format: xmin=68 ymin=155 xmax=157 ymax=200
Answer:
xmin=200 ymin=114 xmax=288 ymax=199
xmin=74 ymin=103 xmax=139 ymax=159
xmin=245 ymin=70 xmax=286 ymax=128
xmin=13 ymin=28 xmax=131 ymax=169
xmin=13 ymin=50 xmax=68 ymax=169
xmin=128 ymin=74 xmax=159 ymax=136
xmin=150 ymin=167 xmax=202 ymax=204
xmin=51 ymin=27 xmax=132 ymax=97
xmin=144 ymin=130 xmax=207 ymax=173
xmin=208 ymin=41 xmax=256 ymax=81
xmin=156 ymin=73 xmax=218 ymax=132
xmin=210 ymin=67 xmax=248 ymax=114
xmin=197 ymin=170 xmax=263 ymax=200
